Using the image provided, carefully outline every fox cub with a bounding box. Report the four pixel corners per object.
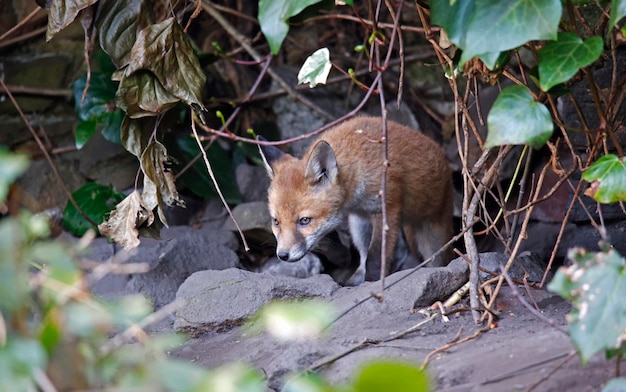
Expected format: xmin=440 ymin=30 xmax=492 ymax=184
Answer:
xmin=258 ymin=116 xmax=453 ymax=285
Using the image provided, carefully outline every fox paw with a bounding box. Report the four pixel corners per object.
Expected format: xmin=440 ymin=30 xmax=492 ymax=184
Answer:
xmin=344 ymin=268 xmax=365 ymax=286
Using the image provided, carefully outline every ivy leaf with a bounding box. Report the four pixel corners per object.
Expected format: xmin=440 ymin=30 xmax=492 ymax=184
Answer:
xmin=101 ymin=109 xmax=123 ymax=144
xmin=94 ymin=0 xmax=148 ymax=68
xmin=125 ymin=17 xmax=206 ymax=111
xmin=46 ymin=0 xmax=98 ymax=41
xmin=548 ymin=248 xmax=626 ymax=364
xmin=582 ymin=154 xmax=626 ymax=203
xmin=258 ymin=0 xmax=324 ymax=54
xmin=538 ymin=33 xmax=603 ymax=92
xmin=73 ymin=72 xmax=118 ymax=121
xmin=485 ymin=85 xmax=553 ymax=149
xmin=610 ymin=0 xmax=626 ymax=28
xmin=298 ymin=48 xmax=332 ymax=88
xmin=73 ymin=72 xmax=123 ymax=147
xmin=462 ymin=0 xmax=561 ymax=65
xmin=476 ymin=51 xmax=503 ymax=71
xmin=75 ymin=119 xmax=98 ymax=149
xmin=98 ymin=190 xmax=151 ymax=250
xmin=431 ymin=0 xmax=561 ymax=67
xmin=430 ymin=0 xmax=474 ymax=49
xmin=63 ymin=182 xmax=125 ymax=237
xmin=353 ymin=361 xmax=430 ymax=392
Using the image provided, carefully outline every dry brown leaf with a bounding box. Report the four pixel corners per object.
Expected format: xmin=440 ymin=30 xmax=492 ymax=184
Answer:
xmin=98 ymin=190 xmax=150 ymax=251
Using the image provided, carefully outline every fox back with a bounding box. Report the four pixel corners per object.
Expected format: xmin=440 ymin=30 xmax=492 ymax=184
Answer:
xmin=259 ymin=116 xmax=453 ymax=285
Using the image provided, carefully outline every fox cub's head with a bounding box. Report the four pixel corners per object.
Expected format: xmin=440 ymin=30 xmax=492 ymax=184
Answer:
xmin=258 ymin=137 xmax=344 ymax=262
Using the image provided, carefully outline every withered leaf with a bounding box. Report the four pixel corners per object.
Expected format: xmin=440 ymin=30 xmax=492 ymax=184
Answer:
xmin=140 ymin=141 xmax=185 ymax=228
xmin=120 ymin=116 xmax=152 ymax=158
xmin=115 ymin=70 xmax=180 ymax=118
xmin=47 ymin=0 xmax=99 ymax=42
xmin=94 ymin=0 xmax=150 ymax=68
xmin=98 ymin=190 xmax=151 ymax=251
xmin=125 ymin=17 xmax=206 ymax=110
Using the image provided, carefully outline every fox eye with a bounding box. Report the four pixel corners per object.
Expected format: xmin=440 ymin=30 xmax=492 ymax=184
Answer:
xmin=271 ymin=217 xmax=279 ymax=226
xmin=298 ymin=217 xmax=311 ymax=226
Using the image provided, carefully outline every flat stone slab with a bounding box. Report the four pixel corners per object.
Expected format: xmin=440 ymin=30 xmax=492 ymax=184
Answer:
xmin=174 ymin=268 xmax=340 ymax=333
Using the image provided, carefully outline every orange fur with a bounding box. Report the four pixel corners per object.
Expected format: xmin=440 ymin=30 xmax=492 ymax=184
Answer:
xmin=259 ymin=116 xmax=453 ymax=285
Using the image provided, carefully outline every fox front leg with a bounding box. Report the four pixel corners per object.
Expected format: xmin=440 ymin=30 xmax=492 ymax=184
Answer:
xmin=345 ymin=214 xmax=372 ymax=286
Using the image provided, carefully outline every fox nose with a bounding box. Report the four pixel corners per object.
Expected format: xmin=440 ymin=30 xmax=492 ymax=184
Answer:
xmin=277 ymin=251 xmax=290 ymax=261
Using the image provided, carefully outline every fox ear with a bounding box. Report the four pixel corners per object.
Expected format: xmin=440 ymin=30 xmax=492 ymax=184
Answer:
xmin=257 ymin=136 xmax=285 ymax=178
xmin=305 ymin=140 xmax=338 ymax=187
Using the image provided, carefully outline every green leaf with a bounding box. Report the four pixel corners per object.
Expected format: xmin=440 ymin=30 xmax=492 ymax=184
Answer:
xmin=485 ymin=85 xmax=553 ymax=149
xmin=174 ymin=136 xmax=242 ymax=204
xmin=0 ymin=150 xmax=29 ymax=204
xmin=205 ymin=363 xmax=266 ymax=392
xmin=582 ymin=154 xmax=626 ymax=203
xmin=538 ymin=33 xmax=603 ymax=92
xmin=603 ymin=377 xmax=626 ymax=392
xmin=431 ymin=0 xmax=474 ymax=49
xmin=95 ymin=0 xmax=149 ymax=68
xmin=46 ymin=0 xmax=98 ymax=41
xmin=0 ymin=337 xmax=47 ymax=391
xmin=610 ymin=0 xmax=626 ymax=28
xmin=476 ymin=51 xmax=503 ymax=71
xmin=73 ymin=72 xmax=123 ymax=147
xmin=258 ymin=0 xmax=325 ymax=54
xmin=283 ymin=372 xmax=334 ymax=392
xmin=0 ymin=218 xmax=31 ymax=314
xmin=73 ymin=72 xmax=118 ymax=122
xmin=432 ymin=0 xmax=561 ymax=67
xmin=154 ymin=359 xmax=213 ymax=391
xmin=548 ymin=248 xmax=626 ymax=364
xmin=250 ymin=300 xmax=334 ymax=341
xmin=63 ymin=182 xmax=125 ymax=236
xmin=124 ymin=17 xmax=206 ymax=111
xmin=75 ymin=119 xmax=98 ymax=149
xmin=298 ymin=48 xmax=332 ymax=88
xmin=353 ymin=361 xmax=430 ymax=392
xmin=101 ymin=109 xmax=124 ymax=144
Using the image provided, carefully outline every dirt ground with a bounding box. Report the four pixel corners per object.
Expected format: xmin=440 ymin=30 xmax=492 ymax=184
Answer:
xmin=172 ymin=276 xmax=621 ymax=392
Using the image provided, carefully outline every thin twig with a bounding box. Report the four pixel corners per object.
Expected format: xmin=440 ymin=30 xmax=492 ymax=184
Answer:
xmin=0 ymin=85 xmax=73 ymax=97
xmin=201 ymin=0 xmax=334 ymax=122
xmin=101 ymin=299 xmax=183 ymax=354
xmin=326 ymin=222 xmax=475 ymax=329
xmin=191 ymin=116 xmax=250 ymax=251
xmin=0 ymin=6 xmax=43 ymax=42
xmin=499 ymin=268 xmax=567 ymax=334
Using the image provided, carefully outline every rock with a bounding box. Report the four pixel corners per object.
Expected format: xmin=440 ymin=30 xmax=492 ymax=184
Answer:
xmin=0 ymin=54 xmax=71 ymax=114
xmin=87 ymin=225 xmax=240 ymax=311
xmin=223 ymin=201 xmax=271 ymax=232
xmin=450 ymin=251 xmax=549 ymax=283
xmin=261 ymin=254 xmax=323 ymax=278
xmin=331 ymin=260 xmax=469 ymax=313
xmin=77 ymin=130 xmax=138 ymax=192
xmin=236 ymin=163 xmax=271 ymax=202
xmin=174 ymin=268 xmax=339 ymax=332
